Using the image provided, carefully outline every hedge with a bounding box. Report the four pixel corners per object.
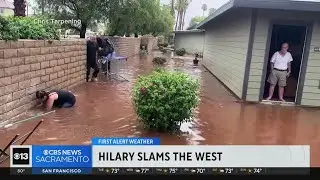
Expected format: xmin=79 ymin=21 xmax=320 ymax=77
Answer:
xmin=0 ymin=16 xmax=60 ymax=41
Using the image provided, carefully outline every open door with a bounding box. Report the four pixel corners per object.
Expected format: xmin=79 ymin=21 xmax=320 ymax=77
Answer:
xmin=263 ymin=24 xmax=308 ymax=103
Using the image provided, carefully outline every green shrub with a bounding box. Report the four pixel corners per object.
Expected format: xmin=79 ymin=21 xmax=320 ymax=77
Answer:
xmin=132 ymin=69 xmax=200 ymax=132
xmin=0 ymin=16 xmax=19 ymax=40
xmin=163 ymin=42 xmax=169 ymax=47
xmin=0 ymin=16 xmax=60 ymax=41
xmin=152 ymin=57 xmax=167 ymax=65
xmin=158 ymin=35 xmax=165 ymax=45
xmin=176 ymin=48 xmax=186 ymax=56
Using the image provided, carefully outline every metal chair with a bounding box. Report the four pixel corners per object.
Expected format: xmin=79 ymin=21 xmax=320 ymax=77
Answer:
xmin=98 ymin=52 xmax=129 ymax=82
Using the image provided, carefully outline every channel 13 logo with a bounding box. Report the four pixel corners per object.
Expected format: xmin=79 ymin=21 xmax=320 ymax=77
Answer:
xmin=10 ymin=145 xmax=32 ymax=167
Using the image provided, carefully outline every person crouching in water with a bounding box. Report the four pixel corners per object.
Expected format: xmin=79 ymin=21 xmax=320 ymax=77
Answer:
xmin=36 ymin=90 xmax=76 ymax=110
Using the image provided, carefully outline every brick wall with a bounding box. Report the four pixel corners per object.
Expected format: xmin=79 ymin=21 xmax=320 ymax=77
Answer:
xmin=0 ymin=39 xmax=87 ymax=122
xmin=141 ymin=36 xmax=158 ymax=52
xmin=107 ymin=37 xmax=141 ymax=57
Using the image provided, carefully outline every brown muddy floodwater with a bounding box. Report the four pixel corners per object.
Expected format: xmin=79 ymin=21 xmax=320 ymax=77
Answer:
xmin=1 ymin=51 xmax=320 ymax=166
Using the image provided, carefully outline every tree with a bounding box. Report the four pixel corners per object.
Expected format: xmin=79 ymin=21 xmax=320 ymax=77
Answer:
xmin=34 ymin=0 xmax=173 ymax=38
xmin=34 ymin=0 xmax=108 ymax=38
xmin=201 ymin=4 xmax=207 ymax=16
xmin=108 ymin=0 xmax=151 ymax=36
xmin=107 ymin=0 xmax=174 ymax=37
xmin=35 ymin=0 xmax=47 ymax=15
xmin=14 ymin=0 xmax=26 ymax=16
xmin=170 ymin=0 xmax=175 ymax=16
xmin=188 ymin=16 xmax=206 ymax=28
xmin=152 ymin=5 xmax=174 ymax=36
xmin=175 ymin=0 xmax=191 ymax=30
xmin=209 ymin=8 xmax=216 ymax=15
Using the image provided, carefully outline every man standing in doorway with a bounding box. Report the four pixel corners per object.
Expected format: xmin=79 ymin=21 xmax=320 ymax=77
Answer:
xmin=86 ymin=36 xmax=100 ymax=82
xmin=266 ymin=42 xmax=293 ymax=102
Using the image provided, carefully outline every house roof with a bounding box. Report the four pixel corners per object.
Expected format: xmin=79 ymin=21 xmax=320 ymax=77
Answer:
xmin=0 ymin=0 xmax=14 ymax=9
xmin=174 ymin=29 xmax=205 ymax=34
xmin=186 ymin=23 xmax=198 ymax=30
xmin=196 ymin=0 xmax=320 ymax=29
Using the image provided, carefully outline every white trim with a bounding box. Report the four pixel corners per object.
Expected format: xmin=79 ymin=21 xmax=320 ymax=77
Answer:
xmin=294 ymin=26 xmax=308 ymax=103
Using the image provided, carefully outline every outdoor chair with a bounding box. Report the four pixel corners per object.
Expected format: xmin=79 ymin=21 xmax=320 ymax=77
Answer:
xmin=98 ymin=51 xmax=128 ymax=82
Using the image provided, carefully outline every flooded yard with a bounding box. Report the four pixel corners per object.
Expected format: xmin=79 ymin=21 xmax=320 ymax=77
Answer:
xmin=1 ymin=52 xmax=320 ymax=166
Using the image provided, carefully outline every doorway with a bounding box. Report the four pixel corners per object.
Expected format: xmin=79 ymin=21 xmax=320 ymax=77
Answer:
xmin=263 ymin=24 xmax=307 ymax=103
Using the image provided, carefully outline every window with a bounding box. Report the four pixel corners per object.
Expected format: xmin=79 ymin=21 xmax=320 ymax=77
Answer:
xmin=0 ymin=8 xmax=4 ymax=14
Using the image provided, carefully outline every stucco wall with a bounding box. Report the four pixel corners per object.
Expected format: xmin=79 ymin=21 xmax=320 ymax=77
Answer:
xmin=0 ymin=8 xmax=13 ymax=16
xmin=175 ymin=32 xmax=204 ymax=54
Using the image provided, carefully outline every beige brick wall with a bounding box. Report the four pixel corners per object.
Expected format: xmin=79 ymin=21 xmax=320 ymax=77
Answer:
xmin=107 ymin=37 xmax=141 ymax=57
xmin=141 ymin=36 xmax=158 ymax=52
xmin=0 ymin=39 xmax=87 ymax=122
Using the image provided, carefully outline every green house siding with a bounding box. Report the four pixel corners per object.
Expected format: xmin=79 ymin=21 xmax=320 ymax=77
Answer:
xmin=202 ymin=9 xmax=252 ymax=98
xmin=175 ymin=32 xmax=204 ymax=54
xmin=246 ymin=9 xmax=320 ymax=106
xmin=302 ymin=21 xmax=320 ymax=106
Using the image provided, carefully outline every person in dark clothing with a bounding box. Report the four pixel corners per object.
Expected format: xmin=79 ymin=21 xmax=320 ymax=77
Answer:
xmin=96 ymin=36 xmax=114 ymax=72
xmin=36 ymin=90 xmax=76 ymax=110
xmin=96 ymin=36 xmax=107 ymax=57
xmin=105 ymin=37 xmax=115 ymax=57
xmin=87 ymin=36 xmax=100 ymax=82
xmin=104 ymin=37 xmax=115 ymax=72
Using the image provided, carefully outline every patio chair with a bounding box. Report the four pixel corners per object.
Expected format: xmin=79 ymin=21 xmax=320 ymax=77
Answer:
xmin=98 ymin=51 xmax=128 ymax=82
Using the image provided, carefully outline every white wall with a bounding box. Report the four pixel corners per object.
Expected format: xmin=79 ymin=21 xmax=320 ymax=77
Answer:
xmin=175 ymin=32 xmax=204 ymax=54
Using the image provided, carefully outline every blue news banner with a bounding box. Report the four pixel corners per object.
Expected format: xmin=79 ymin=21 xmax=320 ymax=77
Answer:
xmin=19 ymin=138 xmax=160 ymax=174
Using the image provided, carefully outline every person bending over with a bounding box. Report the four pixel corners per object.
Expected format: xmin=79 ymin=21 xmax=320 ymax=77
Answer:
xmin=36 ymin=90 xmax=76 ymax=110
xmin=87 ymin=36 xmax=100 ymax=82
xmin=104 ymin=37 xmax=115 ymax=71
xmin=97 ymin=36 xmax=114 ymax=72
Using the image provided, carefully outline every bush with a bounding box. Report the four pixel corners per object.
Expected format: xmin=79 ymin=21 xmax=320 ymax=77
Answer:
xmin=132 ymin=69 xmax=200 ymax=132
xmin=176 ymin=48 xmax=186 ymax=56
xmin=152 ymin=57 xmax=167 ymax=65
xmin=0 ymin=16 xmax=60 ymax=41
xmin=158 ymin=35 xmax=165 ymax=45
xmin=163 ymin=42 xmax=169 ymax=47
xmin=0 ymin=16 xmax=19 ymax=40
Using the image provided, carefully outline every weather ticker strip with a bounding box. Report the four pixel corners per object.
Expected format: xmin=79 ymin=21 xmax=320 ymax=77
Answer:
xmin=3 ymin=167 xmax=317 ymax=175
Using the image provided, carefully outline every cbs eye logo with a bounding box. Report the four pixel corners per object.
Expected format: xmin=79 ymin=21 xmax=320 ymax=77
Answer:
xmin=10 ymin=146 xmax=31 ymax=167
